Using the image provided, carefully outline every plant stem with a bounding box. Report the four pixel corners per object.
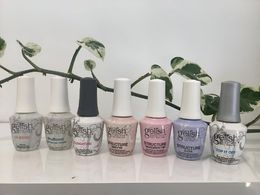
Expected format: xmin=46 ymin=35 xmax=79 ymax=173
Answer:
xmin=0 ymin=69 xmax=38 ymax=87
xmin=247 ymin=129 xmax=260 ymax=133
xmin=21 ymin=50 xmax=42 ymax=70
xmin=131 ymin=91 xmax=181 ymax=110
xmin=68 ymin=45 xmax=82 ymax=73
xmin=21 ymin=50 xmax=81 ymax=80
xmin=211 ymin=114 xmax=216 ymax=122
xmin=91 ymin=70 xmax=180 ymax=110
xmin=0 ymin=67 xmax=81 ymax=87
xmin=16 ymin=40 xmax=25 ymax=48
xmin=1 ymin=61 xmax=259 ymax=128
xmin=17 ymin=40 xmax=42 ymax=71
xmin=91 ymin=70 xmax=114 ymax=92
xmin=131 ymin=72 xmax=151 ymax=88
xmin=0 ymin=65 xmax=16 ymax=74
xmin=1 ymin=48 xmax=259 ymax=129
xmin=246 ymin=114 xmax=260 ymax=127
xmin=168 ymin=70 xmax=175 ymax=77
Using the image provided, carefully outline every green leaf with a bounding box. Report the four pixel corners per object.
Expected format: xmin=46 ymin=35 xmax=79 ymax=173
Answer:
xmin=200 ymin=86 xmax=260 ymax=116
xmin=150 ymin=64 xmax=173 ymax=102
xmin=21 ymin=42 xmax=41 ymax=57
xmin=171 ymin=57 xmax=184 ymax=67
xmin=170 ymin=57 xmax=212 ymax=86
xmin=201 ymin=94 xmax=220 ymax=115
xmin=0 ymin=36 xmax=7 ymax=58
xmin=84 ymin=59 xmax=96 ymax=71
xmin=240 ymin=86 xmax=260 ymax=112
xmin=78 ymin=37 xmax=105 ymax=60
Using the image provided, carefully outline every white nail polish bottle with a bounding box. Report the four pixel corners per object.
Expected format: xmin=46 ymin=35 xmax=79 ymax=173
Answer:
xmin=210 ymin=81 xmax=247 ymax=165
xmin=44 ymin=76 xmax=75 ymax=151
xmin=9 ymin=76 xmax=43 ymax=151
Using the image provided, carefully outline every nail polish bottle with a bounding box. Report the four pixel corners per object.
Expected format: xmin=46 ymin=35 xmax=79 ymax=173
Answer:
xmin=173 ymin=80 xmax=208 ymax=161
xmin=72 ymin=77 xmax=104 ymax=156
xmin=140 ymin=79 xmax=172 ymax=157
xmin=105 ymin=78 xmax=138 ymax=156
xmin=210 ymin=81 xmax=247 ymax=165
xmin=44 ymin=76 xmax=75 ymax=151
xmin=9 ymin=76 xmax=43 ymax=151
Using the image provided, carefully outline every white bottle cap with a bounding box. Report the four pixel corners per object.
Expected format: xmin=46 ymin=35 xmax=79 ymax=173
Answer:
xmin=112 ymin=78 xmax=132 ymax=117
xmin=145 ymin=79 xmax=166 ymax=118
xmin=16 ymin=76 xmax=37 ymax=113
xmin=49 ymin=76 xmax=70 ymax=113
xmin=179 ymin=80 xmax=201 ymax=120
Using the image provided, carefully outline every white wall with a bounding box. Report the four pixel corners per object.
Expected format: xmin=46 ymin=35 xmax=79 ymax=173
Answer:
xmin=0 ymin=0 xmax=260 ymax=125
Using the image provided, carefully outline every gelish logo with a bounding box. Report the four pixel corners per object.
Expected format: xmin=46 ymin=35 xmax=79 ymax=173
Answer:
xmin=107 ymin=125 xmax=129 ymax=138
xmin=45 ymin=122 xmax=71 ymax=134
xmin=212 ymin=131 xmax=245 ymax=147
xmin=144 ymin=127 xmax=166 ymax=139
xmin=177 ymin=129 xmax=198 ymax=141
xmin=11 ymin=122 xmax=33 ymax=134
xmin=73 ymin=123 xmax=102 ymax=140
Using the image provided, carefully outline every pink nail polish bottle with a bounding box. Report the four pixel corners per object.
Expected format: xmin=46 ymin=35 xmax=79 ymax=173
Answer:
xmin=140 ymin=79 xmax=173 ymax=157
xmin=105 ymin=78 xmax=138 ymax=156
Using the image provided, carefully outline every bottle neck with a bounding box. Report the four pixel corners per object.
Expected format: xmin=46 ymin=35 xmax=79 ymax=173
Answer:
xmin=179 ymin=117 xmax=201 ymax=121
xmin=16 ymin=111 xmax=37 ymax=114
xmin=112 ymin=115 xmax=133 ymax=118
xmin=50 ymin=111 xmax=70 ymax=114
xmin=146 ymin=116 xmax=166 ymax=119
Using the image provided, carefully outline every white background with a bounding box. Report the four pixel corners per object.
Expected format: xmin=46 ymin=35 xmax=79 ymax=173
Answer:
xmin=0 ymin=0 xmax=259 ymax=125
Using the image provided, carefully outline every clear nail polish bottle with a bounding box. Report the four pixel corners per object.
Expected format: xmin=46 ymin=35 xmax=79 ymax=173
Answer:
xmin=140 ymin=79 xmax=173 ymax=157
xmin=173 ymin=80 xmax=208 ymax=160
xmin=44 ymin=76 xmax=75 ymax=151
xmin=9 ymin=76 xmax=43 ymax=151
xmin=72 ymin=77 xmax=104 ymax=156
xmin=105 ymin=78 xmax=138 ymax=156
xmin=210 ymin=81 xmax=247 ymax=165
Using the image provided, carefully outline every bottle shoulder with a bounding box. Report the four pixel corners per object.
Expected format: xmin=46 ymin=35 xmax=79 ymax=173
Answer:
xmin=74 ymin=116 xmax=103 ymax=124
xmin=173 ymin=118 xmax=208 ymax=128
xmin=10 ymin=112 xmax=42 ymax=121
xmin=46 ymin=112 xmax=75 ymax=119
xmin=210 ymin=121 xmax=247 ymax=131
xmin=105 ymin=116 xmax=137 ymax=125
xmin=140 ymin=117 xmax=172 ymax=125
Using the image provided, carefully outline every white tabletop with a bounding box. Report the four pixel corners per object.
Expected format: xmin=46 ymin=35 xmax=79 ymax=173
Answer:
xmin=0 ymin=123 xmax=260 ymax=194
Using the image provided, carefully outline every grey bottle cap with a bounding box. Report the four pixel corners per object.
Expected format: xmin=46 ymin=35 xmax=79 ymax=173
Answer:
xmin=217 ymin=81 xmax=241 ymax=123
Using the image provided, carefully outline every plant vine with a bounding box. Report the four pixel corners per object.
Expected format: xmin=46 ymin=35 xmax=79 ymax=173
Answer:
xmin=0 ymin=36 xmax=259 ymax=131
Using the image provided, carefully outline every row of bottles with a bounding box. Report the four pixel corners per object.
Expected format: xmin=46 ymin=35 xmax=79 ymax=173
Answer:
xmin=9 ymin=76 xmax=247 ymax=165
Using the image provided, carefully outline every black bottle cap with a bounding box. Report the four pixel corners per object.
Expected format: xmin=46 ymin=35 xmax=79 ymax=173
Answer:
xmin=77 ymin=77 xmax=99 ymax=117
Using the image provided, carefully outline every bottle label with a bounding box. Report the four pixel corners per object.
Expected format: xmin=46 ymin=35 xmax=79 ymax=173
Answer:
xmin=141 ymin=124 xmax=172 ymax=156
xmin=10 ymin=116 xmax=42 ymax=151
xmin=174 ymin=127 xmax=207 ymax=160
xmin=72 ymin=119 xmax=103 ymax=155
xmin=210 ymin=123 xmax=246 ymax=164
xmin=106 ymin=124 xmax=137 ymax=156
xmin=44 ymin=118 xmax=73 ymax=149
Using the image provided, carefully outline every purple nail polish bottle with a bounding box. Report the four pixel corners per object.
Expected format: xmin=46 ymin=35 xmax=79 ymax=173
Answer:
xmin=173 ymin=80 xmax=208 ymax=161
